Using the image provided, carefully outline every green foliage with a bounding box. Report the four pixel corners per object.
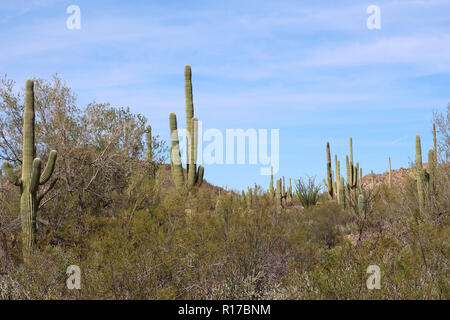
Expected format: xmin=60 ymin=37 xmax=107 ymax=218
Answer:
xmin=295 ymin=177 xmax=321 ymax=208
xmin=302 ymin=202 xmax=351 ymax=249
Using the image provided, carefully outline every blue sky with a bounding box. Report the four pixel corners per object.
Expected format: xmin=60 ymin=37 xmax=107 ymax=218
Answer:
xmin=1 ymin=0 xmax=449 ymax=191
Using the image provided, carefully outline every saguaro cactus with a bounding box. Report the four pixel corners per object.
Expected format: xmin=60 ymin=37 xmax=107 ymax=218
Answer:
xmin=276 ymin=178 xmax=282 ymax=213
xmin=412 ymin=135 xmax=437 ymax=210
xmin=2 ymin=80 xmax=57 ymax=258
xmin=288 ymin=178 xmax=292 ymax=203
xmin=346 ymin=138 xmax=359 ymax=198
xmin=359 ymin=167 xmax=363 ymax=189
xmin=415 ymin=135 xmax=425 ymax=210
xmin=325 ymin=142 xmax=334 ymax=199
xmin=335 ymin=156 xmax=341 ymax=203
xmin=270 ymin=166 xmax=274 ymax=195
xmin=169 ymin=113 xmax=185 ymax=190
xmin=339 ymin=176 xmax=345 ymax=207
xmin=169 ymin=65 xmax=204 ymax=190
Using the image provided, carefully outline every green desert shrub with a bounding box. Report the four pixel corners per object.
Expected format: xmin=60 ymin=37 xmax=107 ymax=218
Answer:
xmin=302 ymin=202 xmax=351 ymax=248
xmin=295 ymin=177 xmax=321 ymax=208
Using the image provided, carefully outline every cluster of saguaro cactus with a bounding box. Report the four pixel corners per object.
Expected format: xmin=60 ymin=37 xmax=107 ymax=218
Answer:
xmin=326 ymin=138 xmax=364 ymax=207
xmin=169 ymin=65 xmax=204 ymax=191
xmin=2 ymin=80 xmax=57 ymax=258
xmin=324 ymin=142 xmax=343 ymax=205
xmin=346 ymin=138 xmax=361 ymax=198
xmin=269 ymin=168 xmax=292 ymax=209
xmin=280 ymin=176 xmax=293 ymax=204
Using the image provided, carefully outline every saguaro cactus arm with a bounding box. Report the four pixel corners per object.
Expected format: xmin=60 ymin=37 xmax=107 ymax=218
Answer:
xmin=30 ymin=158 xmax=42 ymax=193
xmin=196 ymin=165 xmax=204 ymax=187
xmin=188 ymin=117 xmax=198 ymax=187
xmin=39 ymin=150 xmax=57 ymax=185
xmin=2 ymin=161 xmax=22 ymax=186
xmin=349 ymin=137 xmax=353 ymax=163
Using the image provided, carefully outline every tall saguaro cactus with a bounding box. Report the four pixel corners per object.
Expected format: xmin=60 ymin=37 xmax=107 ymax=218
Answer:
xmin=288 ymin=178 xmax=292 ymax=203
xmin=275 ymin=178 xmax=282 ymax=213
xmin=415 ymin=135 xmax=425 ymax=210
xmin=169 ymin=113 xmax=185 ymax=190
xmin=339 ymin=176 xmax=345 ymax=207
xmin=2 ymin=80 xmax=57 ymax=258
xmin=335 ymin=155 xmax=342 ymax=204
xmin=185 ymin=65 xmax=194 ymax=175
xmin=269 ymin=166 xmax=274 ymax=196
xmin=325 ymin=142 xmax=334 ymax=199
xmin=169 ymin=65 xmax=204 ymax=191
xmin=412 ymin=135 xmax=437 ymax=211
xmin=146 ymin=125 xmax=152 ymax=162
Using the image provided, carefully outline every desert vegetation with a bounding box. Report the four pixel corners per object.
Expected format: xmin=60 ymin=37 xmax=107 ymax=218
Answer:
xmin=0 ymin=69 xmax=448 ymax=300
